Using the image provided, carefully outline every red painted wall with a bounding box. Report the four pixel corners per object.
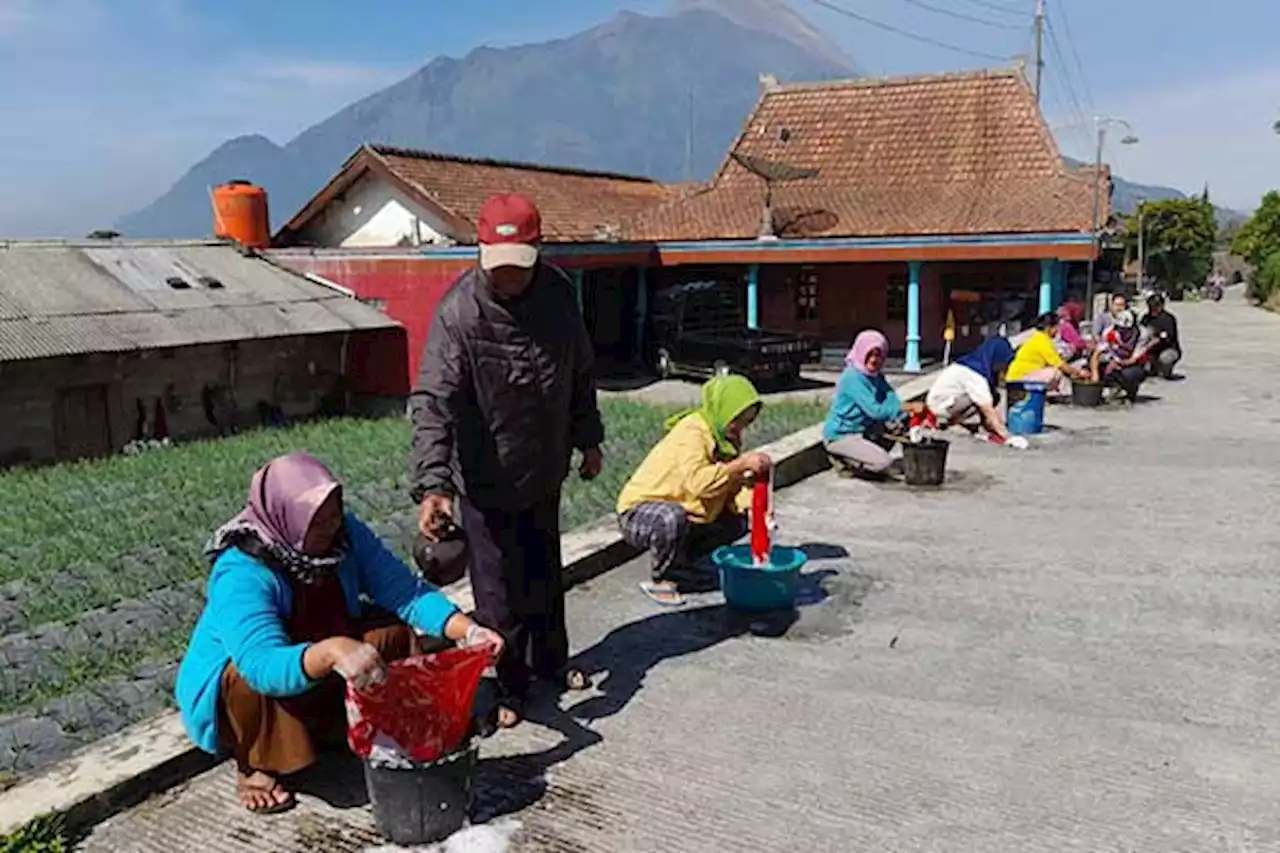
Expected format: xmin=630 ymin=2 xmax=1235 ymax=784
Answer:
xmin=276 ymin=255 xmax=471 ymax=396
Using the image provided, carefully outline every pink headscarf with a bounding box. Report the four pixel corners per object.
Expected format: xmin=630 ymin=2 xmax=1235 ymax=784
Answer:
xmin=206 ymin=452 xmax=345 ymax=581
xmin=845 ymin=330 xmax=889 ymax=376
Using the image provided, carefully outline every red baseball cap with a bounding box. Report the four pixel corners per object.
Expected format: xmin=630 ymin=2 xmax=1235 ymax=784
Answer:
xmin=477 ymin=193 xmax=541 ymax=270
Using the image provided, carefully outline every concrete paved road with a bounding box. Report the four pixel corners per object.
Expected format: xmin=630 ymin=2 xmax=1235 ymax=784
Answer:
xmin=79 ymin=293 xmax=1280 ymax=852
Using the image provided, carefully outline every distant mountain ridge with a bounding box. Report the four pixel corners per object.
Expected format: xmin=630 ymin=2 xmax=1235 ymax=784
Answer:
xmin=115 ymin=0 xmax=1222 ymax=239
xmin=116 ymin=3 xmax=852 ymax=238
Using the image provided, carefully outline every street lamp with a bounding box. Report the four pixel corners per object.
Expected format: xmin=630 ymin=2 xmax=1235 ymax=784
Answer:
xmin=1085 ymin=116 xmax=1139 ymax=319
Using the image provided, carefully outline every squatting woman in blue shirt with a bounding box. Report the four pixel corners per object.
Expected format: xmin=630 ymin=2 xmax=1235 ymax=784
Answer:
xmin=175 ymin=452 xmax=502 ymax=814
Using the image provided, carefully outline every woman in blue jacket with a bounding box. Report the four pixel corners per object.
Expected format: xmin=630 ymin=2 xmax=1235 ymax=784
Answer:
xmin=823 ymin=329 xmax=923 ymax=478
xmin=175 ymin=452 xmax=502 ymax=814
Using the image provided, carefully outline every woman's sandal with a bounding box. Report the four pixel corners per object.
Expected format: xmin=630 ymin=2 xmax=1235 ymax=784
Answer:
xmin=562 ymin=667 xmax=591 ymax=692
xmin=236 ymin=771 xmax=296 ymax=815
xmin=495 ymin=694 xmax=525 ymax=729
xmin=639 ymin=580 xmax=685 ymax=607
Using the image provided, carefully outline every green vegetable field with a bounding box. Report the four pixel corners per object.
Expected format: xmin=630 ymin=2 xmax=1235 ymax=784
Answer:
xmin=0 ymin=396 xmax=825 ymax=776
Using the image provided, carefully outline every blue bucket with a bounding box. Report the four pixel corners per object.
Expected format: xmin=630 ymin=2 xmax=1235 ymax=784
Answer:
xmin=1007 ymin=381 xmax=1047 ymax=435
xmin=711 ymin=545 xmax=808 ymax=612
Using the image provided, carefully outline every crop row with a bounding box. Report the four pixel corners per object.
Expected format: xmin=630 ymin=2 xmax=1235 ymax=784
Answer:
xmin=1 ymin=401 xmax=825 ymax=632
xmin=0 ymin=661 xmax=179 ymax=775
xmin=0 ymin=581 xmax=205 ymax=714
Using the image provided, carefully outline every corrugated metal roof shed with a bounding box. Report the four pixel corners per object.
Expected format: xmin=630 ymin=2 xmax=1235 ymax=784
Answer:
xmin=0 ymin=240 xmax=398 ymax=362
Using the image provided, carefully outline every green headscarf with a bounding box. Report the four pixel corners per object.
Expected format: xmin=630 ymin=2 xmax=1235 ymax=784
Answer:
xmin=665 ymin=374 xmax=762 ymax=459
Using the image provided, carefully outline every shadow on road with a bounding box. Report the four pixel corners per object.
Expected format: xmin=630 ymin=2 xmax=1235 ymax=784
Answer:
xmin=296 ymin=542 xmax=853 ymax=823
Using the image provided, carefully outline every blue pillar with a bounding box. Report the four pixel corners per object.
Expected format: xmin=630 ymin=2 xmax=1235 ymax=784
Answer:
xmin=1039 ymin=259 xmax=1055 ymax=315
xmin=635 ymin=267 xmax=649 ymax=361
xmin=572 ymin=269 xmax=584 ymax=313
xmin=746 ymin=263 xmax=760 ymax=330
xmin=1055 ymin=261 xmax=1069 ymax=306
xmin=905 ymin=261 xmax=922 ymax=373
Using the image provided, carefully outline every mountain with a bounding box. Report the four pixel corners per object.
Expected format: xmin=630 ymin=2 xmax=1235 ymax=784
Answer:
xmin=665 ymin=0 xmax=855 ymax=70
xmin=115 ymin=4 xmax=853 ymax=238
xmin=1067 ymin=157 xmax=1249 ymax=228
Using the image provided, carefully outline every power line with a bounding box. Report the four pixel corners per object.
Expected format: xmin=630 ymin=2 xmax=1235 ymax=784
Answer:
xmin=899 ymin=0 xmax=1025 ymax=31
xmin=805 ymin=0 xmax=1011 ymax=62
xmin=958 ymin=0 xmax=1034 ymax=16
xmin=1044 ymin=17 xmax=1090 ymax=130
xmin=1050 ymin=7 xmax=1096 ymax=112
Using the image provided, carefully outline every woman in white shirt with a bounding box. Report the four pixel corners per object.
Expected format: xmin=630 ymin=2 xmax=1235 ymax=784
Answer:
xmin=926 ymin=337 xmax=1016 ymax=442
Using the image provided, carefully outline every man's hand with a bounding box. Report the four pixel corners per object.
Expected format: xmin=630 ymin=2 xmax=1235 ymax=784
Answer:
xmin=579 ymin=446 xmax=604 ymax=481
xmin=417 ymin=493 xmax=454 ymax=543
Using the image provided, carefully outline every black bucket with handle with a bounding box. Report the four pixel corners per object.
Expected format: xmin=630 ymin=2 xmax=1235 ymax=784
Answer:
xmin=364 ymin=741 xmax=478 ymax=846
xmin=1071 ymin=381 xmax=1104 ymax=407
xmin=902 ymin=438 xmax=949 ymax=487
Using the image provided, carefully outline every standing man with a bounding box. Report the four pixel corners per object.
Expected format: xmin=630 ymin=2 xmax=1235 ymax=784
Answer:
xmin=1141 ymin=293 xmax=1182 ymax=379
xmin=410 ymin=193 xmax=604 ymax=727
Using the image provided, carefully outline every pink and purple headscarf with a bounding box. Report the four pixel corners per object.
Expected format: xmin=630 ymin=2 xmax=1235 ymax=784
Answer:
xmin=845 ymin=330 xmax=889 ymax=376
xmin=206 ymin=452 xmax=346 ymax=583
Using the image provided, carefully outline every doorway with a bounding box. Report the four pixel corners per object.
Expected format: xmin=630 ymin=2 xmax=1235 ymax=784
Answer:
xmin=54 ymin=384 xmax=113 ymax=460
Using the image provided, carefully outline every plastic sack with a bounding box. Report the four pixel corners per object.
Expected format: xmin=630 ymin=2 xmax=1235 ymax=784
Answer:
xmin=346 ymin=647 xmax=491 ymax=766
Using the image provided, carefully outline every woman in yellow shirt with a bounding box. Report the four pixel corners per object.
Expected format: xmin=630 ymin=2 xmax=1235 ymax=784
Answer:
xmin=1007 ymin=312 xmax=1095 ymax=390
xmin=617 ymin=375 xmax=772 ymax=606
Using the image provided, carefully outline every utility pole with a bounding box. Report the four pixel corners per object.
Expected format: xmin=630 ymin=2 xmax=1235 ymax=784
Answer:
xmin=1033 ymin=0 xmax=1045 ymax=103
xmin=683 ymin=86 xmax=695 ymax=183
xmin=1084 ymin=117 xmax=1139 ymax=319
xmin=1136 ymin=199 xmax=1145 ymax=294
xmin=1085 ymin=119 xmax=1105 ymax=318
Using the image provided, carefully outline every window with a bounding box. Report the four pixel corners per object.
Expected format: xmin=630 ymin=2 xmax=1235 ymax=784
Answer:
xmin=794 ymin=268 xmax=819 ymax=322
xmin=887 ymin=273 xmax=907 ymax=321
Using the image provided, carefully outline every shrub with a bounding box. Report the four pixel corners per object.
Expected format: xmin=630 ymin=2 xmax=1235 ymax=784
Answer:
xmin=1247 ymin=252 xmax=1280 ymax=305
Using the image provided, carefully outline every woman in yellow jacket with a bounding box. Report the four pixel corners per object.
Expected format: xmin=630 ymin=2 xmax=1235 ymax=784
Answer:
xmin=617 ymin=375 xmax=773 ymax=606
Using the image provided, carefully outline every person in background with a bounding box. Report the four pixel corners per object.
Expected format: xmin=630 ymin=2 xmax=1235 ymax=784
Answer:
xmin=175 ymin=453 xmax=502 ymax=815
xmin=1006 ymin=312 xmax=1096 ymax=391
xmin=617 ymin=375 xmax=771 ymax=607
xmin=824 ymin=330 xmax=924 ymax=478
xmin=411 ymin=193 xmax=603 ymax=729
xmin=1054 ymin=301 xmax=1090 ymax=361
xmin=926 ymin=337 xmax=1015 ymax=442
xmin=1099 ymin=309 xmax=1149 ymax=402
xmin=1093 ymin=292 xmax=1131 ymax=339
xmin=1141 ymin=293 xmax=1182 ymax=379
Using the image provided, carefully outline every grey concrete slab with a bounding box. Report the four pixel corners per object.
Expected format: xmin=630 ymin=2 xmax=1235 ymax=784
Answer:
xmin=78 ymin=294 xmax=1280 ymax=852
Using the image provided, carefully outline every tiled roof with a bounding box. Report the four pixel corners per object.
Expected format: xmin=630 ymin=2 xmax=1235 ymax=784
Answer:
xmin=623 ymin=68 xmax=1106 ymax=241
xmin=281 ymin=145 xmax=684 ymax=244
xmin=0 ymin=241 xmax=397 ymax=362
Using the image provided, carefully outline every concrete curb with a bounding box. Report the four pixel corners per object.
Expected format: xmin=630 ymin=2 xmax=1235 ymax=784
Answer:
xmin=0 ymin=368 xmax=941 ymax=840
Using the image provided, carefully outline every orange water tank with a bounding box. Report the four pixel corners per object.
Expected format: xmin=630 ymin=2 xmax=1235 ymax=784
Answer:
xmin=212 ymin=180 xmax=270 ymax=248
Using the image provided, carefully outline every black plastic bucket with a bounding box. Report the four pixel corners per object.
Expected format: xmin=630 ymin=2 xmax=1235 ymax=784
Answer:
xmin=1071 ymin=381 xmax=1103 ymax=407
xmin=902 ymin=438 xmax=949 ymax=486
xmin=364 ymin=742 xmax=477 ymax=846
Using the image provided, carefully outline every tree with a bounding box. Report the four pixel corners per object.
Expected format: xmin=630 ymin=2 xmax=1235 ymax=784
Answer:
xmin=1230 ymin=190 xmax=1280 ymax=268
xmin=1124 ymin=197 xmax=1217 ymax=295
xmin=1248 ymin=251 xmax=1280 ymax=305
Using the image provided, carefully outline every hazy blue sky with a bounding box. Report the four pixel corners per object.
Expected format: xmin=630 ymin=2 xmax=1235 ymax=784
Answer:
xmin=0 ymin=0 xmax=1275 ymax=236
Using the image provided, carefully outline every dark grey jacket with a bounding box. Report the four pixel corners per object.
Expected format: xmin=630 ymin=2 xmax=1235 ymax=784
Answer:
xmin=409 ymin=263 xmax=604 ymax=512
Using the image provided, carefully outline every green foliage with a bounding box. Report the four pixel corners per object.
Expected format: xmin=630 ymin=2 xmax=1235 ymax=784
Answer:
xmin=1231 ymin=191 xmax=1280 ymax=268
xmin=1125 ymin=197 xmax=1217 ymax=290
xmin=0 ymin=814 xmax=67 ymax=853
xmin=1247 ymin=252 xmax=1280 ymax=305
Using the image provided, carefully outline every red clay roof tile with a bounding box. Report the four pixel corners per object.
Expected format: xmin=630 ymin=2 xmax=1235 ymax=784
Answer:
xmin=367 ymin=147 xmax=680 ymax=242
xmin=623 ymin=68 xmax=1106 ymax=241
